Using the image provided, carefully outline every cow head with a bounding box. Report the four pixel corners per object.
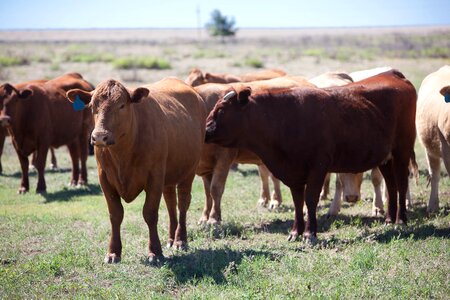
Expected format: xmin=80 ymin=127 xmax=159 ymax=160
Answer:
xmin=0 ymin=83 xmax=33 ymax=127
xmin=66 ymin=79 xmax=149 ymax=147
xmin=338 ymin=172 xmax=363 ymax=203
xmin=185 ymin=68 xmax=206 ymax=87
xmin=205 ymin=87 xmax=251 ymax=147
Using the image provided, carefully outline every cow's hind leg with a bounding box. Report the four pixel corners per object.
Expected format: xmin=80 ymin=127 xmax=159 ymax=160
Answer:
xmin=17 ymin=152 xmax=30 ymax=194
xmin=163 ymin=185 xmax=177 ymax=248
xmin=378 ymin=160 xmax=397 ymax=224
xmin=327 ymin=174 xmax=343 ymax=217
xmin=320 ymin=173 xmax=331 ymax=200
xmin=371 ymin=168 xmax=385 ymax=216
xmin=0 ymin=129 xmax=5 ymax=174
xmin=208 ymin=160 xmax=232 ymax=225
xmin=199 ymin=173 xmax=213 ymax=225
xmin=304 ymin=172 xmax=327 ymax=241
xmin=49 ymin=148 xmax=58 ymax=170
xmin=257 ymin=164 xmax=271 ymax=207
xmin=143 ymin=176 xmax=164 ymax=264
xmin=288 ymin=185 xmax=305 ymax=242
xmin=269 ymin=169 xmax=283 ymax=209
xmin=425 ymin=151 xmax=441 ymax=213
xmin=394 ymin=158 xmax=410 ymax=224
xmin=175 ymin=174 xmax=194 ymax=250
xmin=67 ymin=141 xmax=80 ymax=187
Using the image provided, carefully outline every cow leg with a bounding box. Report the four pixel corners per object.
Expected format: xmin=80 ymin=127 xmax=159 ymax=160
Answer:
xmin=30 ymin=151 xmax=37 ymax=170
xmin=143 ymin=180 xmax=164 ymax=263
xmin=304 ymin=173 xmax=327 ymax=240
xmin=394 ymin=157 xmax=409 ymax=225
xmin=288 ymin=185 xmax=305 ymax=241
xmin=378 ymin=160 xmax=397 ymax=224
xmin=327 ymin=174 xmax=343 ymax=216
xmin=78 ymin=130 xmax=89 ymax=185
xmin=199 ymin=173 xmax=213 ymax=225
xmin=371 ymin=168 xmax=385 ymax=216
xmin=34 ymin=145 xmax=48 ymax=193
xmin=257 ymin=164 xmax=271 ymax=207
xmin=100 ymin=170 xmax=123 ymax=263
xmin=0 ymin=129 xmax=5 ymax=174
xmin=425 ymin=152 xmax=440 ymax=213
xmin=320 ymin=173 xmax=331 ymax=200
xmin=50 ymin=148 xmax=58 ymax=170
xmin=67 ymin=141 xmax=80 ymax=187
xmin=269 ymin=171 xmax=283 ymax=209
xmin=175 ymin=174 xmax=194 ymax=250
xmin=163 ymin=185 xmax=177 ymax=248
xmin=17 ymin=152 xmax=30 ymax=194
xmin=208 ymin=161 xmax=232 ymax=225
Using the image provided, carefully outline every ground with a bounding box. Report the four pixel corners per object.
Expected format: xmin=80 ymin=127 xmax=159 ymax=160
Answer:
xmin=0 ymin=27 xmax=449 ymax=299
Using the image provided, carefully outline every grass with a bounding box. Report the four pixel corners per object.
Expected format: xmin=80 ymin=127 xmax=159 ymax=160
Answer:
xmin=0 ymin=56 xmax=28 ymax=67
xmin=0 ymin=138 xmax=449 ymax=299
xmin=113 ymin=57 xmax=171 ymax=70
xmin=244 ymin=57 xmax=264 ymax=68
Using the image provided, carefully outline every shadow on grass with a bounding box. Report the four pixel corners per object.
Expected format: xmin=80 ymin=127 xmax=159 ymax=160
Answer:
xmin=163 ymin=247 xmax=279 ymax=284
xmin=42 ymin=184 xmax=102 ymax=203
xmin=234 ymin=167 xmax=259 ymax=177
xmin=0 ymin=167 xmax=72 ymax=178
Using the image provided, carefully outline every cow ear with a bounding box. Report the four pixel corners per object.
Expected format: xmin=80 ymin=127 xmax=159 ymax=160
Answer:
xmin=2 ymin=83 xmax=15 ymax=95
xmin=237 ymin=87 xmax=251 ymax=106
xmin=204 ymin=73 xmax=212 ymax=80
xmin=18 ymin=88 xmax=33 ymax=99
xmin=130 ymin=87 xmax=149 ymax=103
xmin=66 ymin=89 xmax=92 ymax=105
xmin=440 ymin=85 xmax=450 ymax=96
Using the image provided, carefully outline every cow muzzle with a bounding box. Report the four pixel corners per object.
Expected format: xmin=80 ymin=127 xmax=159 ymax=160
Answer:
xmin=91 ymin=130 xmax=115 ymax=147
xmin=0 ymin=115 xmax=11 ymax=127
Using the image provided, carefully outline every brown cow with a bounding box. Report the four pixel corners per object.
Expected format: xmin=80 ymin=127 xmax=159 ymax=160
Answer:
xmin=185 ymin=68 xmax=287 ymax=87
xmin=205 ymin=70 xmax=416 ymax=240
xmin=196 ymin=76 xmax=314 ymax=224
xmin=0 ymin=73 xmax=93 ymax=193
xmin=416 ymin=65 xmax=450 ymax=212
xmin=66 ymin=78 xmax=206 ymax=263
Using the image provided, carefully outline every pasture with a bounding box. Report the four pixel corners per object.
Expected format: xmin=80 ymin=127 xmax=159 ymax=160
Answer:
xmin=0 ymin=27 xmax=450 ymax=299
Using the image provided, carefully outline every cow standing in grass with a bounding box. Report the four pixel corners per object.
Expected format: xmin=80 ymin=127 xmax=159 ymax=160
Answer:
xmin=416 ymin=65 xmax=450 ymax=212
xmin=205 ymin=70 xmax=416 ymax=240
xmin=67 ymin=78 xmax=206 ymax=263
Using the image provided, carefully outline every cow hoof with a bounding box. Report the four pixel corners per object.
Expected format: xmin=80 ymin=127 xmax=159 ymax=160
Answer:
xmin=207 ymin=218 xmax=221 ymax=225
xmin=303 ymin=233 xmax=318 ymax=245
xmin=69 ymin=181 xmax=77 ymax=187
xmin=288 ymin=232 xmax=299 ymax=242
xmin=384 ymin=218 xmax=393 ymax=225
xmin=395 ymin=219 xmax=407 ymax=227
xmin=17 ymin=187 xmax=28 ymax=194
xmin=257 ymin=198 xmax=268 ymax=207
xmin=198 ymin=216 xmax=209 ymax=226
xmin=50 ymin=164 xmax=58 ymax=171
xmin=77 ymin=180 xmax=87 ymax=187
xmin=36 ymin=189 xmax=47 ymax=195
xmin=174 ymin=241 xmax=188 ymax=251
xmin=268 ymin=200 xmax=281 ymax=210
xmin=166 ymin=239 xmax=174 ymax=248
xmin=372 ymin=208 xmax=385 ymax=216
xmin=104 ymin=253 xmax=121 ymax=264
xmin=426 ymin=206 xmax=439 ymax=214
xmin=147 ymin=254 xmax=164 ymax=266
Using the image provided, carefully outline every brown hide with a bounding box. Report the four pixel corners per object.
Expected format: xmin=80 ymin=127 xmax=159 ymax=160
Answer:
xmin=205 ymin=70 xmax=417 ymax=239
xmin=67 ymin=77 xmax=206 ymax=262
xmin=195 ymin=76 xmax=314 ymax=224
xmin=0 ymin=73 xmax=94 ymax=193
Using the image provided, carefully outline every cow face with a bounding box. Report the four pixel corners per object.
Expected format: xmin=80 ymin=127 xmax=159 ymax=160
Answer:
xmin=67 ymin=80 xmax=148 ymax=147
xmin=0 ymin=83 xmax=33 ymax=127
xmin=205 ymin=87 xmax=251 ymax=147
xmin=185 ymin=68 xmax=206 ymax=87
xmin=338 ymin=172 xmax=363 ymax=203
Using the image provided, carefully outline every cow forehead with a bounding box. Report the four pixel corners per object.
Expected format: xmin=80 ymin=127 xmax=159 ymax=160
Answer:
xmin=93 ymin=80 xmax=128 ymax=104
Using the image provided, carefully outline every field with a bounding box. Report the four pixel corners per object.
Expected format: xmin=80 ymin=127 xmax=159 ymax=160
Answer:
xmin=1 ymin=27 xmax=450 ymax=299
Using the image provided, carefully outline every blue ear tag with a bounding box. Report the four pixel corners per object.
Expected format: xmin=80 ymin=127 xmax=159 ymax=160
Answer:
xmin=445 ymin=93 xmax=450 ymax=103
xmin=73 ymin=95 xmax=86 ymax=111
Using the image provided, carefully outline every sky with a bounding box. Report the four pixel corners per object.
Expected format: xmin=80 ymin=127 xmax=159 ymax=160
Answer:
xmin=0 ymin=0 xmax=449 ymax=30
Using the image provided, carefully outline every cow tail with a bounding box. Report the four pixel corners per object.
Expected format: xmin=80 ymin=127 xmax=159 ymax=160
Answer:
xmin=409 ymin=150 xmax=419 ymax=185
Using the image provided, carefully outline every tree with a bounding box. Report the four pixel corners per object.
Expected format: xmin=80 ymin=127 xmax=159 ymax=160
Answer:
xmin=206 ymin=9 xmax=237 ymax=40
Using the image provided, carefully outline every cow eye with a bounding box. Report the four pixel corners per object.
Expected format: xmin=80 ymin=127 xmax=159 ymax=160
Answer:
xmin=119 ymin=104 xmax=125 ymax=109
xmin=217 ymin=108 xmax=224 ymax=115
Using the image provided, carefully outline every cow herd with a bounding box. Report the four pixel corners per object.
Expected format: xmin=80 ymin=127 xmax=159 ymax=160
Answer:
xmin=0 ymin=65 xmax=449 ymax=263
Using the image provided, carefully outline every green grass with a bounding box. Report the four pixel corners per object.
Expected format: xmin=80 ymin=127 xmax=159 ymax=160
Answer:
xmin=65 ymin=53 xmax=115 ymax=63
xmin=113 ymin=57 xmax=171 ymax=70
xmin=244 ymin=58 xmax=264 ymax=68
xmin=0 ymin=56 xmax=28 ymax=67
xmin=0 ymin=139 xmax=449 ymax=299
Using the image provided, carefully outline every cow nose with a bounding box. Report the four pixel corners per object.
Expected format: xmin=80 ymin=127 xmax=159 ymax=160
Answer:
xmin=0 ymin=115 xmax=11 ymax=127
xmin=345 ymin=195 xmax=359 ymax=203
xmin=91 ymin=130 xmax=115 ymax=146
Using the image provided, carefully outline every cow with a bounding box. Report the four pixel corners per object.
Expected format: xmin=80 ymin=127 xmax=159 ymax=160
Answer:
xmin=196 ymin=76 xmax=314 ymax=224
xmin=66 ymin=77 xmax=206 ymax=263
xmin=0 ymin=73 xmax=94 ymax=193
xmin=205 ymin=70 xmax=417 ymax=240
xmin=416 ymin=65 xmax=450 ymax=212
xmin=185 ymin=68 xmax=287 ymax=87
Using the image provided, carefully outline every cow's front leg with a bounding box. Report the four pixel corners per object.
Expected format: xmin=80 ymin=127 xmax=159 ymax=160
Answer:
xmin=305 ymin=171 xmax=327 ymax=242
xmin=288 ymin=185 xmax=305 ymax=241
xmin=143 ymin=180 xmax=164 ymax=264
xmin=99 ymin=170 xmax=123 ymax=263
xmin=17 ymin=152 xmax=30 ymax=194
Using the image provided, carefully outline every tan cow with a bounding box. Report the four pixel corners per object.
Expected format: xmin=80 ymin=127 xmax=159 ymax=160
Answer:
xmin=67 ymin=78 xmax=206 ymax=263
xmin=185 ymin=68 xmax=287 ymax=87
xmin=196 ymin=76 xmax=314 ymax=224
xmin=416 ymin=65 xmax=450 ymax=212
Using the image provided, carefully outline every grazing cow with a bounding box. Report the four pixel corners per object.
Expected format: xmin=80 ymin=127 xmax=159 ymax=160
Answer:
xmin=196 ymin=76 xmax=314 ymax=224
xmin=66 ymin=78 xmax=206 ymax=263
xmin=416 ymin=65 xmax=450 ymax=212
xmin=0 ymin=73 xmax=93 ymax=193
xmin=205 ymin=70 xmax=416 ymax=240
xmin=185 ymin=68 xmax=287 ymax=87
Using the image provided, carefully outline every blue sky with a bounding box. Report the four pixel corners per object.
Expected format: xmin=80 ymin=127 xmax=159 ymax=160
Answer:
xmin=0 ymin=0 xmax=449 ymax=29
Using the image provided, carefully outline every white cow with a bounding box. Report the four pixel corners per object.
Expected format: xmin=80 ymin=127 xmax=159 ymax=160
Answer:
xmin=416 ymin=65 xmax=450 ymax=212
